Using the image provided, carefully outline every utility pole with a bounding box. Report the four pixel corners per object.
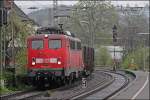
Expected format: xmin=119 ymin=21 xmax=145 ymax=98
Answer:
xmin=80 ymin=21 xmax=93 ymax=47
xmin=53 ymin=0 xmax=58 ymax=26
xmin=0 ymin=0 xmax=4 ymax=83
xmin=143 ymin=39 xmax=146 ymax=71
xmin=52 ymin=0 xmax=71 ymax=27
xmin=0 ymin=0 xmax=11 ymax=87
xmin=0 ymin=0 xmax=14 ymax=87
xmin=112 ymin=25 xmax=117 ymax=71
xmin=10 ymin=2 xmax=16 ymax=87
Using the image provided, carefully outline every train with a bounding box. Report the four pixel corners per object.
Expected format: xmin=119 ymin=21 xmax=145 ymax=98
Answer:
xmin=26 ymin=27 xmax=94 ymax=87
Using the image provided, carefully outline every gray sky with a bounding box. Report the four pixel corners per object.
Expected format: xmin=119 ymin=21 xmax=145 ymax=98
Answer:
xmin=14 ymin=1 xmax=149 ymax=14
xmin=111 ymin=1 xmax=149 ymax=7
xmin=15 ymin=1 xmax=78 ymax=14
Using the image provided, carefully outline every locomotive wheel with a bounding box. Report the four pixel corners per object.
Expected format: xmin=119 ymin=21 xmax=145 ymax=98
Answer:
xmin=60 ymin=77 xmax=65 ymax=86
xmin=72 ymin=73 xmax=76 ymax=83
xmin=57 ymin=77 xmax=64 ymax=87
xmin=69 ymin=73 xmax=76 ymax=84
xmin=65 ymin=76 xmax=71 ymax=85
xmin=36 ymin=81 xmax=45 ymax=90
xmin=69 ymin=77 xmax=72 ymax=84
xmin=64 ymin=76 xmax=71 ymax=86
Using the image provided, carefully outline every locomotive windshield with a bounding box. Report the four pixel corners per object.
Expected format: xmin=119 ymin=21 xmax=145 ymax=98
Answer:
xmin=49 ymin=40 xmax=61 ymax=49
xmin=32 ymin=40 xmax=43 ymax=49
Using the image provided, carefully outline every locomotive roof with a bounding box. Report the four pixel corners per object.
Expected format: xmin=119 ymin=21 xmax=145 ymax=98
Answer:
xmin=27 ymin=34 xmax=81 ymax=42
xmin=36 ymin=27 xmax=76 ymax=37
xmin=37 ymin=27 xmax=61 ymax=33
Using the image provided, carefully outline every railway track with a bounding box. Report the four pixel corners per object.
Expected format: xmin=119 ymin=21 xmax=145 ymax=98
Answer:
xmin=72 ymin=70 xmax=132 ymax=99
xmin=0 ymin=69 xmax=135 ymax=100
xmin=28 ymin=71 xmax=115 ymax=99
xmin=58 ymin=70 xmax=132 ymax=100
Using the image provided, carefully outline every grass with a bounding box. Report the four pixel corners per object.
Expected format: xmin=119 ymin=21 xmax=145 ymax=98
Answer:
xmin=0 ymin=86 xmax=13 ymax=95
xmin=0 ymin=83 xmax=32 ymax=95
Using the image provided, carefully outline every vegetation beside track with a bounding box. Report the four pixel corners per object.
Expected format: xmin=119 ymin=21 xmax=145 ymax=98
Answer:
xmin=121 ymin=47 xmax=149 ymax=71
xmin=95 ymin=46 xmax=112 ymax=66
xmin=0 ymin=69 xmax=32 ymax=95
xmin=0 ymin=7 xmax=35 ymax=95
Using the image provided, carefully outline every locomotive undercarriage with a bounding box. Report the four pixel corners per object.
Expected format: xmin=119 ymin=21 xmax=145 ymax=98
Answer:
xmin=27 ymin=69 xmax=84 ymax=88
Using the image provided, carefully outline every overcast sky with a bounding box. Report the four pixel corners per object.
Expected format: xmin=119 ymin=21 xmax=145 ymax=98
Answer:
xmin=15 ymin=1 xmax=78 ymax=14
xmin=14 ymin=1 xmax=149 ymax=14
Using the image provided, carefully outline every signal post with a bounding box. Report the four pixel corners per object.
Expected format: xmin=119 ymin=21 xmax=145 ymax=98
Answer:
xmin=112 ymin=25 xmax=117 ymax=71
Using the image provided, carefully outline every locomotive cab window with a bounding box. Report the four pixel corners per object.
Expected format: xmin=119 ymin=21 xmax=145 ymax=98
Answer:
xmin=32 ymin=40 xmax=43 ymax=49
xmin=49 ymin=40 xmax=61 ymax=49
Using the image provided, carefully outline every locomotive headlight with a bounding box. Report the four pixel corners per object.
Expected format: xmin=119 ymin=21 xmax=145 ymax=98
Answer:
xmin=32 ymin=62 xmax=36 ymax=65
xmin=58 ymin=61 xmax=61 ymax=65
xmin=32 ymin=57 xmax=36 ymax=65
xmin=44 ymin=34 xmax=48 ymax=38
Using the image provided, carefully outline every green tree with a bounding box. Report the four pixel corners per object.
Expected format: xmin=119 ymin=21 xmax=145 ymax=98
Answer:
xmin=0 ymin=7 xmax=35 ymax=89
xmin=0 ymin=8 xmax=34 ymax=67
xmin=121 ymin=47 xmax=149 ymax=71
xmin=59 ymin=1 xmax=118 ymax=46
xmin=96 ymin=46 xmax=112 ymax=66
xmin=118 ymin=5 xmax=149 ymax=47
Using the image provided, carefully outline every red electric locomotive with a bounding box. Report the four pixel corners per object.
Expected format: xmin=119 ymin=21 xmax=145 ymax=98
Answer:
xmin=27 ymin=27 xmax=94 ymax=87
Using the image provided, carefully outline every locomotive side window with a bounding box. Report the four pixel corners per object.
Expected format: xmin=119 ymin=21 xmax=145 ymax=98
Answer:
xmin=77 ymin=42 xmax=81 ymax=50
xmin=32 ymin=40 xmax=43 ymax=49
xmin=70 ymin=40 xmax=75 ymax=50
xmin=49 ymin=40 xmax=61 ymax=49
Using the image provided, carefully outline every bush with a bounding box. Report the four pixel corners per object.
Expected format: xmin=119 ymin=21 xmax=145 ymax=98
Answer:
xmin=3 ymin=70 xmax=14 ymax=87
xmin=0 ymin=70 xmax=30 ymax=93
xmin=15 ymin=48 xmax=27 ymax=75
xmin=95 ymin=46 xmax=112 ymax=66
xmin=0 ymin=86 xmax=12 ymax=95
xmin=121 ymin=47 xmax=149 ymax=71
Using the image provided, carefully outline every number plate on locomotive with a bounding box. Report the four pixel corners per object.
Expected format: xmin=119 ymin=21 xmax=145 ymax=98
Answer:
xmin=50 ymin=58 xmax=57 ymax=63
xmin=36 ymin=58 xmax=43 ymax=63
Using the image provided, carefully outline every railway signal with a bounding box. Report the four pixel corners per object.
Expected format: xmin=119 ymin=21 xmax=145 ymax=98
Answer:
xmin=0 ymin=8 xmax=7 ymax=26
xmin=112 ymin=25 xmax=118 ymax=71
xmin=112 ymin=25 xmax=117 ymax=42
xmin=0 ymin=0 xmax=13 ymax=26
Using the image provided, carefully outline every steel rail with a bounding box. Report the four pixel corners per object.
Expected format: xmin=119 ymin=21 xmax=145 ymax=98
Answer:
xmin=71 ymin=72 xmax=114 ymax=100
xmin=104 ymin=71 xmax=129 ymax=99
xmin=71 ymin=70 xmax=130 ymax=100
